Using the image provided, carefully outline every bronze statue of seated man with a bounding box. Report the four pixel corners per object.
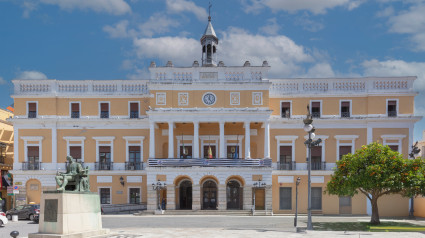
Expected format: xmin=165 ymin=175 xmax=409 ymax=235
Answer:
xmin=56 ymin=156 xmax=89 ymax=192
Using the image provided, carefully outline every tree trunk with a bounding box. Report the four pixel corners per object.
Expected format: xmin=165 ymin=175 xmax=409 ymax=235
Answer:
xmin=370 ymin=197 xmax=380 ymax=225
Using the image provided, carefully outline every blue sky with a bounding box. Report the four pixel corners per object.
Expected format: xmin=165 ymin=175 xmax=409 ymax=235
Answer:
xmin=1 ymin=0 xmax=425 ymax=141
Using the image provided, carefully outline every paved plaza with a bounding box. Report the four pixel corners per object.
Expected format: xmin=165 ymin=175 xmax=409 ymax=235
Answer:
xmin=1 ymin=215 xmax=425 ymax=238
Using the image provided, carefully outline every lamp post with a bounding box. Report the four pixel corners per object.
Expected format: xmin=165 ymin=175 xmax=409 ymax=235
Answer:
xmin=303 ymin=105 xmax=322 ymax=230
xmin=252 ymin=179 xmax=266 ymax=215
xmin=408 ymin=141 xmax=421 ymax=219
xmin=294 ymin=177 xmax=301 ymax=227
xmin=152 ymin=180 xmax=167 ymax=211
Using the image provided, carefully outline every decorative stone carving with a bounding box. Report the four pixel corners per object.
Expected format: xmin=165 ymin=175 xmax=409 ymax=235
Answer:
xmin=230 ymin=92 xmax=240 ymax=105
xmin=156 ymin=92 xmax=166 ymax=105
xmin=252 ymin=92 xmax=263 ymax=105
xmin=178 ymin=92 xmax=189 ymax=106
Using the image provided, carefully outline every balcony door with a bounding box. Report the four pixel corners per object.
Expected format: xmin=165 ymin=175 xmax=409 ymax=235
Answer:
xmin=203 ymin=145 xmax=216 ymax=159
xmin=179 ymin=146 xmax=192 ymax=159
xmin=227 ymin=146 xmax=239 ymax=159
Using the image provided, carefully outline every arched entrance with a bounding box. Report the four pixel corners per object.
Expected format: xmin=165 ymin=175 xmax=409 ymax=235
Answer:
xmin=227 ymin=180 xmax=243 ymax=210
xmin=179 ymin=180 xmax=192 ymax=210
xmin=202 ymin=180 xmax=217 ymax=210
xmin=26 ymin=179 xmax=41 ymax=204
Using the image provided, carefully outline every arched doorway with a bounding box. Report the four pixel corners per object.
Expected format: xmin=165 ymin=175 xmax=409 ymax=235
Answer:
xmin=227 ymin=180 xmax=243 ymax=210
xmin=26 ymin=179 xmax=41 ymax=204
xmin=202 ymin=180 xmax=217 ymax=210
xmin=179 ymin=180 xmax=192 ymax=210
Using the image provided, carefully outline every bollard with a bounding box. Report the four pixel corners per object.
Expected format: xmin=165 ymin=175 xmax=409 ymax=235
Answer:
xmin=10 ymin=231 xmax=19 ymax=238
xmin=12 ymin=215 xmax=18 ymax=222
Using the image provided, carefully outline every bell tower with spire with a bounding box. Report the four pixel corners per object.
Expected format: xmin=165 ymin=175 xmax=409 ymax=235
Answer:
xmin=200 ymin=3 xmax=218 ymax=67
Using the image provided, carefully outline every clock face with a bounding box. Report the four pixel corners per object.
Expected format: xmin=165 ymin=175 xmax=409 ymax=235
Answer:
xmin=202 ymin=92 xmax=216 ymax=105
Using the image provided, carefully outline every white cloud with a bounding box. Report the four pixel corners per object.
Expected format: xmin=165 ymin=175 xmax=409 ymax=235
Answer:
xmin=139 ymin=13 xmax=180 ymax=37
xmin=259 ymin=18 xmax=280 ymax=35
xmin=0 ymin=77 xmax=6 ymax=85
xmin=38 ymin=0 xmax=131 ymax=15
xmin=103 ymin=20 xmax=132 ymax=39
xmin=305 ymin=63 xmax=336 ymax=78
xmin=17 ymin=70 xmax=48 ymax=80
xmin=243 ymin=0 xmax=363 ymax=15
xmin=166 ymin=0 xmax=207 ymax=21
xmin=385 ymin=2 xmax=425 ymax=51
xmin=22 ymin=1 xmax=38 ymax=18
xmin=132 ymin=27 xmax=327 ymax=78
xmin=375 ymin=6 xmax=394 ymax=18
xmin=294 ymin=13 xmax=324 ymax=32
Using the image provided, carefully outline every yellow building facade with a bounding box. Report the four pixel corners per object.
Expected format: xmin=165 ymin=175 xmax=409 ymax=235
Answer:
xmin=9 ymin=19 xmax=421 ymax=216
xmin=0 ymin=108 xmax=14 ymax=211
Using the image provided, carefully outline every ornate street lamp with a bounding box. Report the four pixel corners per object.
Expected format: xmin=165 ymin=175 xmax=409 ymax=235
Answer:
xmin=152 ymin=180 xmax=167 ymax=211
xmin=252 ymin=179 xmax=266 ymax=215
xmin=408 ymin=141 xmax=421 ymax=219
xmin=303 ymin=105 xmax=322 ymax=230
xmin=294 ymin=177 xmax=301 ymax=227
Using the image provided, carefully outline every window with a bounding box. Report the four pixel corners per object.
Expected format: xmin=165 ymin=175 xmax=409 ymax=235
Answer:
xmin=311 ymin=146 xmax=322 ymax=170
xmin=311 ymin=101 xmax=321 ymax=118
xmin=71 ymin=103 xmax=80 ymax=118
xmin=311 ymin=187 xmax=322 ymax=210
xmin=339 ymin=146 xmax=352 ymax=160
xmin=279 ymin=187 xmax=292 ymax=210
xmin=279 ymin=146 xmax=292 ymax=170
xmin=387 ymin=100 xmax=397 ymax=117
xmin=281 ymin=102 xmax=291 ymax=118
xmin=100 ymin=188 xmax=111 ymax=204
xmin=389 ymin=145 xmax=399 ymax=151
xmin=100 ymin=103 xmax=109 ymax=118
xmin=27 ymin=146 xmax=40 ymax=170
xmin=129 ymin=102 xmax=139 ymax=119
xmin=180 ymin=146 xmax=192 ymax=159
xmin=28 ymin=102 xmax=37 ymax=118
xmin=129 ymin=188 xmax=141 ymax=204
xmin=341 ymin=101 xmax=350 ymax=118
xmin=99 ymin=146 xmax=112 ymax=170
xmin=203 ymin=145 xmax=216 ymax=159
xmin=128 ymin=146 xmax=141 ymax=170
xmin=70 ymin=146 xmax=82 ymax=163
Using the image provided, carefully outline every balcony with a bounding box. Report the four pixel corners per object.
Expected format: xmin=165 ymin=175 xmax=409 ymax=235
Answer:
xmin=22 ymin=162 xmax=42 ymax=170
xmin=100 ymin=111 xmax=109 ymax=119
xmin=125 ymin=162 xmax=144 ymax=170
xmin=311 ymin=112 xmax=321 ymax=118
xmin=311 ymin=161 xmax=327 ymax=170
xmin=95 ymin=161 xmax=113 ymax=170
xmin=130 ymin=111 xmax=139 ymax=119
xmin=277 ymin=161 xmax=296 ymax=170
xmin=341 ymin=112 xmax=350 ymax=118
xmin=28 ymin=111 xmax=37 ymax=118
xmin=71 ymin=111 xmax=80 ymax=118
xmin=148 ymin=158 xmax=272 ymax=167
xmin=388 ymin=111 xmax=397 ymax=117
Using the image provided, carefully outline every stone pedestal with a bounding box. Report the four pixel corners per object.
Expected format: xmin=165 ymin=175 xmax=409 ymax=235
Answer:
xmin=29 ymin=192 xmax=109 ymax=238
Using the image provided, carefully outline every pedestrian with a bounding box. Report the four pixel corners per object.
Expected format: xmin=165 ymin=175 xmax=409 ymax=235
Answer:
xmin=161 ymin=198 xmax=166 ymax=210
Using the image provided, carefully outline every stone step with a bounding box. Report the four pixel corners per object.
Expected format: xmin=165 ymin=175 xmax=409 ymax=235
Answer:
xmin=134 ymin=210 xmax=263 ymax=216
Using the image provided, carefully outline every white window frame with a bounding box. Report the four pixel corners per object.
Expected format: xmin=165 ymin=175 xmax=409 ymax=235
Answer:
xmin=128 ymin=101 xmax=140 ymax=118
xmin=21 ymin=136 xmax=43 ymax=163
xmin=280 ymin=100 xmax=292 ymax=118
xmin=27 ymin=101 xmax=38 ymax=118
xmin=310 ymin=100 xmax=322 ymax=117
xmin=275 ymin=136 xmax=298 ymax=162
xmin=386 ymin=98 xmax=399 ymax=116
xmin=69 ymin=101 xmax=81 ymax=118
xmin=230 ymin=92 xmax=240 ymax=106
xmin=304 ymin=135 xmax=329 ymax=162
xmin=63 ymin=136 xmax=86 ymax=162
xmin=98 ymin=101 xmax=110 ymax=118
xmin=123 ymin=136 xmax=145 ymax=162
xmin=127 ymin=186 xmax=142 ymax=204
xmin=339 ymin=100 xmax=352 ymax=118
xmin=93 ymin=136 xmax=115 ymax=163
xmin=334 ymin=135 xmax=359 ymax=161
xmin=98 ymin=186 xmax=112 ymax=205
xmin=381 ymin=134 xmax=406 ymax=153
xmin=252 ymin=92 xmax=263 ymax=106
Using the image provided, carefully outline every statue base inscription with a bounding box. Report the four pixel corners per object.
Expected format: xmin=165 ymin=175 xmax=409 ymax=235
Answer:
xmin=29 ymin=192 xmax=109 ymax=238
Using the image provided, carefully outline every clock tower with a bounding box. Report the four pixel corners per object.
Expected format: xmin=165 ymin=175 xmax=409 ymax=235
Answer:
xmin=200 ymin=6 xmax=218 ymax=67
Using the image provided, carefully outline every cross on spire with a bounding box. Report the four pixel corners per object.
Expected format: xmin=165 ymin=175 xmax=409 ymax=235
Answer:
xmin=208 ymin=1 xmax=212 ymax=21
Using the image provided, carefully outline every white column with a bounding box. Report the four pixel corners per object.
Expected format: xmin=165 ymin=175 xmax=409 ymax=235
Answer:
xmin=219 ymin=121 xmax=225 ymax=158
xmin=149 ymin=122 xmax=155 ymax=158
xmin=244 ymin=121 xmax=251 ymax=159
xmin=168 ymin=122 xmax=174 ymax=158
xmin=367 ymin=124 xmax=373 ymax=144
xmin=194 ymin=121 xmax=200 ymax=158
xmin=264 ymin=121 xmax=270 ymax=158
xmin=52 ymin=125 xmax=57 ymax=165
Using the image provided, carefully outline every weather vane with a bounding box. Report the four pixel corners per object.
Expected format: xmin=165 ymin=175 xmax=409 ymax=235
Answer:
xmin=208 ymin=1 xmax=212 ymax=20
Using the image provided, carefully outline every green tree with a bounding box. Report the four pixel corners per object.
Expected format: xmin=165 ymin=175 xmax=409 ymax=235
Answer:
xmin=326 ymin=142 xmax=425 ymax=225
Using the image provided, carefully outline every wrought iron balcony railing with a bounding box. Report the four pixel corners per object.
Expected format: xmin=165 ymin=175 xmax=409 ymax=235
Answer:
xmin=100 ymin=111 xmax=109 ymax=118
xmin=311 ymin=112 xmax=321 ymax=118
xmin=388 ymin=111 xmax=397 ymax=117
xmin=28 ymin=111 xmax=37 ymax=118
xmin=277 ymin=161 xmax=296 ymax=170
xmin=281 ymin=112 xmax=291 ymax=118
xmin=130 ymin=111 xmax=139 ymax=119
xmin=311 ymin=161 xmax=326 ymax=170
xmin=95 ymin=161 xmax=113 ymax=170
xmin=71 ymin=111 xmax=80 ymax=118
xmin=341 ymin=112 xmax=350 ymax=118
xmin=148 ymin=158 xmax=272 ymax=167
xmin=125 ymin=161 xmax=144 ymax=170
xmin=22 ymin=162 xmax=42 ymax=170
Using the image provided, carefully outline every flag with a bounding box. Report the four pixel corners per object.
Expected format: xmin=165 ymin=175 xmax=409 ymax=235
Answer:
xmin=234 ymin=146 xmax=238 ymax=159
xmin=207 ymin=146 xmax=212 ymax=158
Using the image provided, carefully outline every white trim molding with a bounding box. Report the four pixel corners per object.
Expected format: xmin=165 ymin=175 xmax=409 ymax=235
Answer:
xmin=123 ymin=136 xmax=145 ymax=162
xmin=93 ymin=136 xmax=115 ymax=163
xmin=280 ymin=100 xmax=292 ymax=118
xmin=26 ymin=101 xmax=38 ymax=118
xmin=334 ymin=135 xmax=359 ymax=160
xmin=304 ymin=135 xmax=328 ymax=162
xmin=21 ymin=136 xmax=44 ymax=163
xmin=63 ymin=136 xmax=86 ymax=162
xmin=386 ymin=98 xmax=399 ymax=117
xmin=275 ymin=136 xmax=298 ymax=162
xmin=339 ymin=99 xmax=352 ymax=117
xmin=381 ymin=134 xmax=406 ymax=153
